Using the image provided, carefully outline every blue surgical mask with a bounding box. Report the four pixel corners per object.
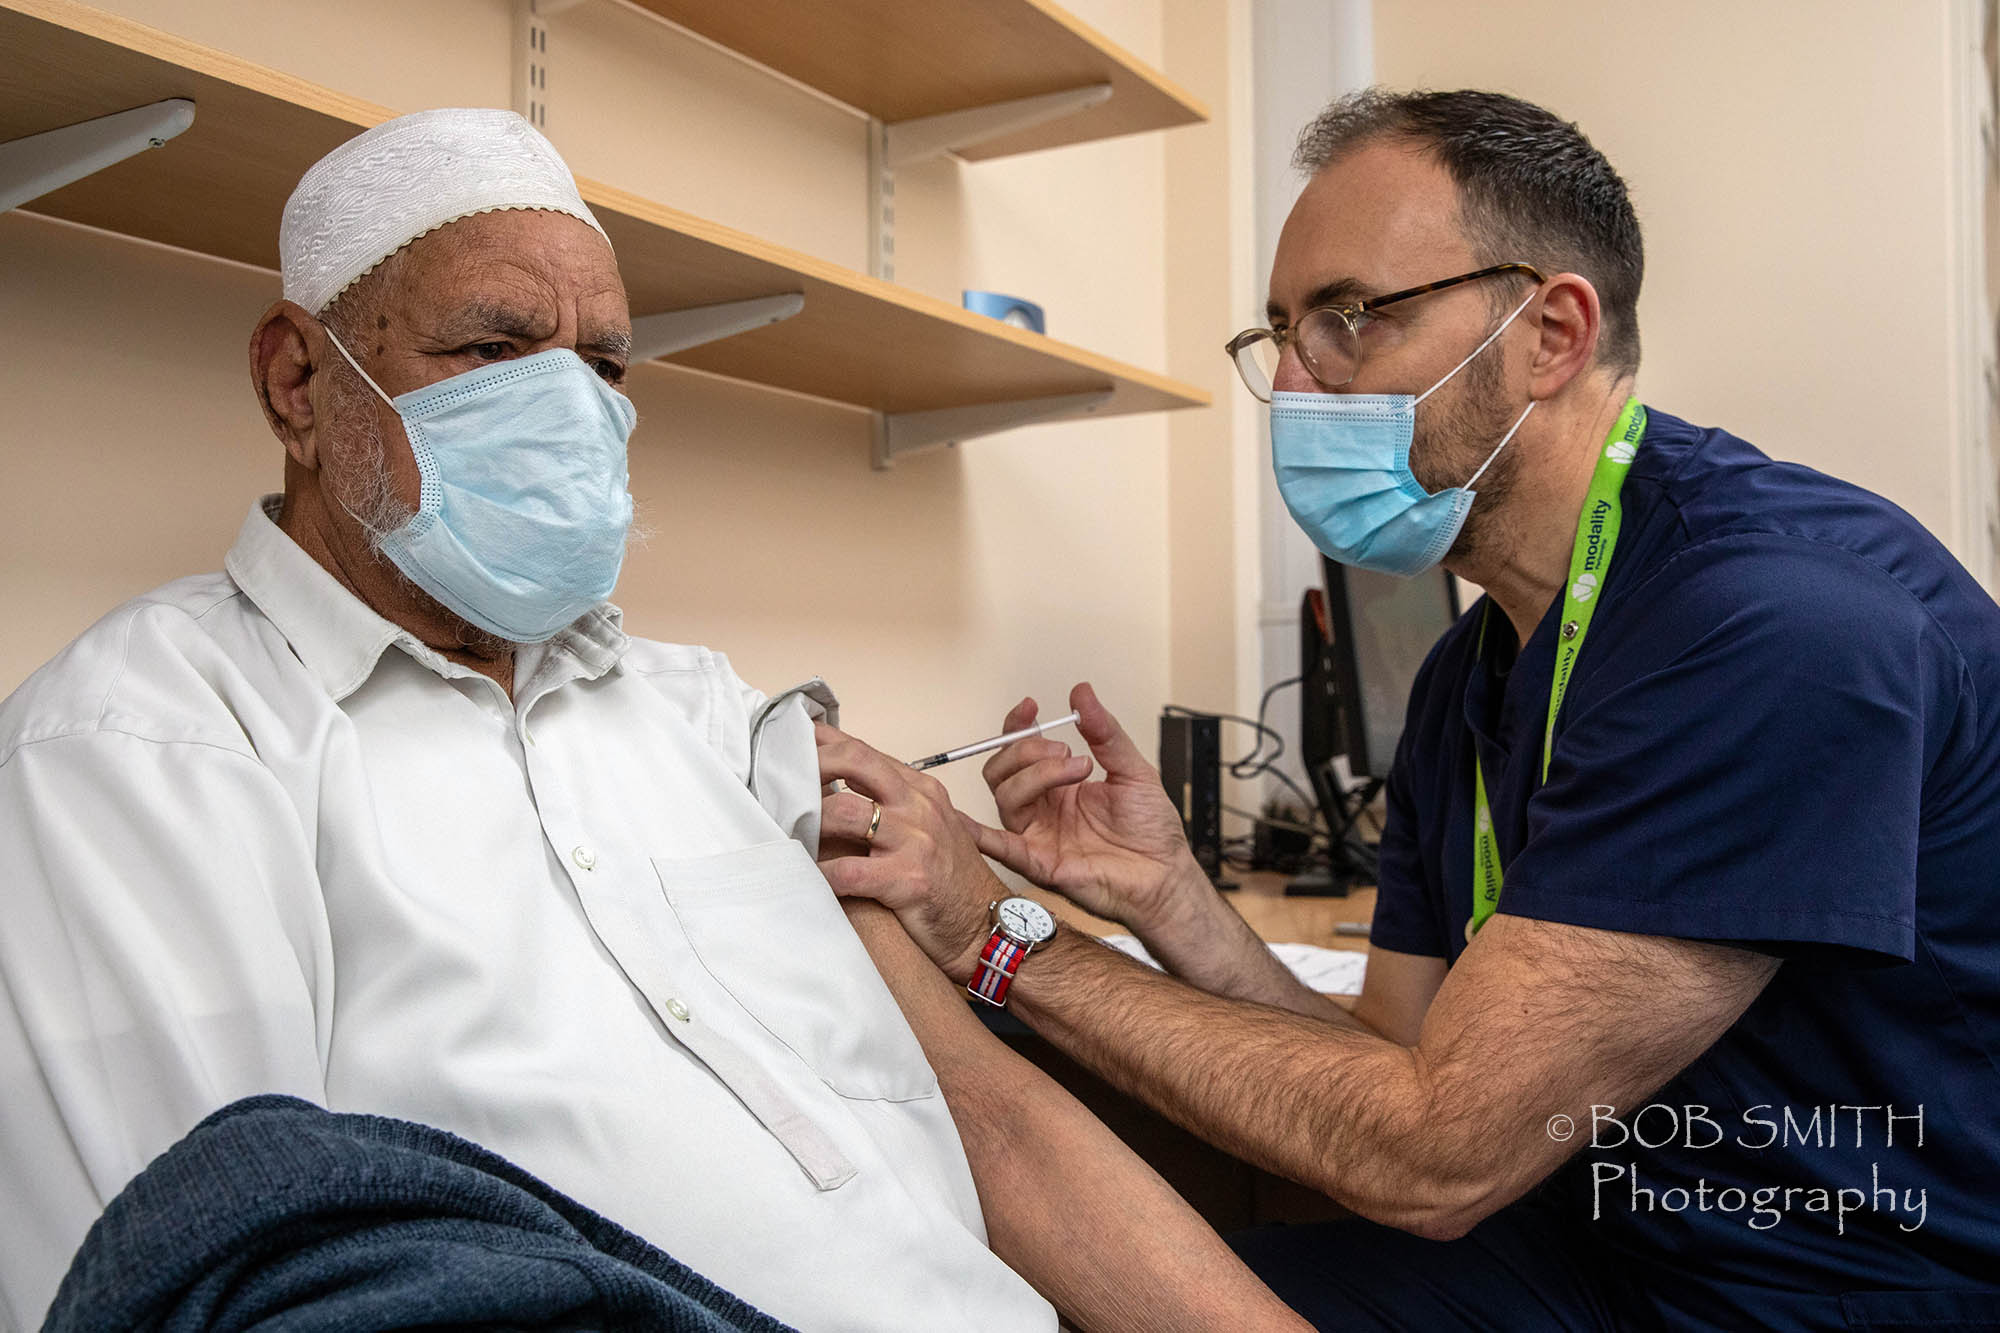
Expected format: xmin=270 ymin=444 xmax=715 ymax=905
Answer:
xmin=323 ymin=328 xmax=638 ymax=642
xmin=1271 ymin=291 xmax=1535 ymax=577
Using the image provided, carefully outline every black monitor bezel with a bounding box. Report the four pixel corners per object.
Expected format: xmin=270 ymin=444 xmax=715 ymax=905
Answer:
xmin=1317 ymin=557 xmax=1462 ymax=780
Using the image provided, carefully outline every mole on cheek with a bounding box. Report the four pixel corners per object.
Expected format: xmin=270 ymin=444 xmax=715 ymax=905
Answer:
xmin=377 ymin=315 xmax=388 ymax=330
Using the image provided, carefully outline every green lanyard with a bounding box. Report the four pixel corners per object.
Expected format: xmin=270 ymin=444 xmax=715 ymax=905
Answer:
xmin=1468 ymin=397 xmax=1646 ymax=940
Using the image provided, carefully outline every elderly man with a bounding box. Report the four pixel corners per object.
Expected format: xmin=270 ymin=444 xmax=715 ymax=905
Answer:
xmin=0 ymin=108 xmax=1307 ymax=1333
xmin=818 ymin=89 xmax=2000 ymax=1331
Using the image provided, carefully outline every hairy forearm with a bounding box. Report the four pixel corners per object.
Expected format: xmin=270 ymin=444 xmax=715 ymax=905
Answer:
xmin=1009 ymin=933 xmax=1509 ymax=1239
xmin=1126 ymin=862 xmax=1365 ymax=1026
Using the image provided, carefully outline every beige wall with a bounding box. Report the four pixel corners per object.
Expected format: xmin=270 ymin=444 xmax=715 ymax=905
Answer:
xmin=1 ymin=0 xmax=1248 ymax=817
xmin=1374 ymin=0 xmax=1970 ymax=554
xmin=17 ymin=0 xmax=1968 ymax=810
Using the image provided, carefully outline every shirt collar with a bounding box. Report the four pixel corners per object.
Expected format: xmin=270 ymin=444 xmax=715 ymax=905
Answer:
xmin=223 ymin=496 xmax=629 ymax=701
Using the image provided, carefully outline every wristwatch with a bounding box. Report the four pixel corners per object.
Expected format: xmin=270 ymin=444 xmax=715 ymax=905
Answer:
xmin=966 ymin=897 xmax=1058 ymax=1007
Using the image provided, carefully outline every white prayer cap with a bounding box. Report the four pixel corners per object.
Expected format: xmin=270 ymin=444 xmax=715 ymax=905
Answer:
xmin=280 ymin=107 xmax=610 ymax=315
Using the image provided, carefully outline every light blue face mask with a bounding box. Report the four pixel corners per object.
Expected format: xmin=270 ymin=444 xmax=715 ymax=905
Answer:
xmin=1271 ymin=290 xmax=1536 ymax=577
xmin=324 ymin=329 xmax=638 ymax=643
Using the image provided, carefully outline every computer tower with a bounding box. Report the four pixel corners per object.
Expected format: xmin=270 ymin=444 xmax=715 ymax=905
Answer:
xmin=1158 ymin=713 xmax=1224 ymax=882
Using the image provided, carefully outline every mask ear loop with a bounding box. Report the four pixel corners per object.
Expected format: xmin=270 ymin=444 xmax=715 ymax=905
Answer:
xmin=319 ymin=321 xmax=399 ymax=410
xmin=1413 ymin=287 xmax=1540 ymax=407
xmin=315 ymin=320 xmax=412 ymax=539
xmin=1412 ymin=286 xmax=1542 ymax=491
xmin=1462 ymin=400 xmax=1536 ymax=490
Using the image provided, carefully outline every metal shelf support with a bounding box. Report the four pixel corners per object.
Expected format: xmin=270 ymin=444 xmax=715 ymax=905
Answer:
xmin=872 ymin=389 xmax=1113 ymax=470
xmin=886 ymin=84 xmax=1113 ymax=168
xmin=868 ymin=82 xmax=1113 ymax=281
xmin=630 ymin=292 xmax=805 ymax=362
xmin=513 ymin=0 xmax=595 ymax=131
xmin=0 ymin=99 xmax=196 ymax=215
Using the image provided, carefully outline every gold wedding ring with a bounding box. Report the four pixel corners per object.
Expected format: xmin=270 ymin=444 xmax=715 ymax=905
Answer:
xmin=864 ymin=799 xmax=883 ymax=845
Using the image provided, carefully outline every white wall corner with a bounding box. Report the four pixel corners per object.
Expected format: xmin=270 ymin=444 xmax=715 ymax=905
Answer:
xmin=1227 ymin=0 xmax=1266 ymax=727
xmin=1247 ymin=0 xmax=1373 ymax=804
xmin=1946 ymin=0 xmax=1998 ymax=591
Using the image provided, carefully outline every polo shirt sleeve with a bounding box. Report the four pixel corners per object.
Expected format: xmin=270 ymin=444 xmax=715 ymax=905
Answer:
xmin=0 ymin=730 xmax=329 ymax=1325
xmin=1498 ymin=533 xmax=1960 ymax=966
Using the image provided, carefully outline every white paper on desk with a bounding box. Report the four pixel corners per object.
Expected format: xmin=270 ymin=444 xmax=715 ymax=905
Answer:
xmin=1098 ymin=935 xmax=1368 ymax=997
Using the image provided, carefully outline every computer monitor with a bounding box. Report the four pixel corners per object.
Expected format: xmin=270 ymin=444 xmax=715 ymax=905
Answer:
xmin=1316 ymin=558 xmax=1463 ymax=781
xmin=1294 ymin=561 xmax=1462 ymax=894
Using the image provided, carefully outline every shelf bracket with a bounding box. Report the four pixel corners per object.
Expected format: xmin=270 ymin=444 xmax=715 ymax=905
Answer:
xmin=867 ymin=117 xmax=896 ymax=280
xmin=868 ymin=83 xmax=1114 ymax=281
xmin=872 ymin=389 xmax=1113 ymax=471
xmin=885 ymin=83 xmax=1114 ymax=168
xmin=0 ymin=99 xmax=196 ymax=215
xmin=629 ymin=292 xmax=805 ymax=361
xmin=512 ymin=0 xmax=595 ymax=131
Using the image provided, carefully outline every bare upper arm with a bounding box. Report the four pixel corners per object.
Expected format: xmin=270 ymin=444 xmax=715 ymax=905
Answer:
xmin=1409 ymin=912 xmax=1780 ymax=1221
xmin=1351 ymin=946 xmax=1448 ymax=1045
xmin=839 ymin=904 xmax=1316 ymax=1332
xmin=840 ymin=897 xmax=1003 ymax=1085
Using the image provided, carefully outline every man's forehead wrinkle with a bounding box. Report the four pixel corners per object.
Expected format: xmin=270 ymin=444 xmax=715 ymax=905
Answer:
xmin=442 ymin=295 xmax=553 ymax=336
xmin=370 ymin=215 xmax=630 ymax=357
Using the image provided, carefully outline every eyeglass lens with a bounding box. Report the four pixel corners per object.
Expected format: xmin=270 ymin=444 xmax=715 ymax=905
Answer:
xmin=1232 ymin=309 xmax=1360 ymax=401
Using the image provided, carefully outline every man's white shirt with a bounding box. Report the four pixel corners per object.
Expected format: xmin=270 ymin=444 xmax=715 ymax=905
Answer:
xmin=0 ymin=497 xmax=1055 ymax=1332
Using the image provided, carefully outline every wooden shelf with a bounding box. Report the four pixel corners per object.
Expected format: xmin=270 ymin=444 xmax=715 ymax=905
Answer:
xmin=0 ymin=0 xmax=1208 ymax=422
xmin=627 ymin=0 xmax=1208 ymax=160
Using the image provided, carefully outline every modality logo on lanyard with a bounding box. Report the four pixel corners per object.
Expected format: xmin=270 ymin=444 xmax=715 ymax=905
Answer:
xmin=1468 ymin=396 xmax=1647 ymax=941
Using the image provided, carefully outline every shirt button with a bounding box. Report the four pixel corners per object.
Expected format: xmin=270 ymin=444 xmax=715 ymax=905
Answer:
xmin=665 ymin=998 xmax=691 ymax=1022
xmin=571 ymin=845 xmax=596 ymax=871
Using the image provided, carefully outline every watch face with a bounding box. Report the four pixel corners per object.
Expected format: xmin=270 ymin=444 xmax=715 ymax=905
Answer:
xmin=998 ymin=897 xmax=1057 ymax=943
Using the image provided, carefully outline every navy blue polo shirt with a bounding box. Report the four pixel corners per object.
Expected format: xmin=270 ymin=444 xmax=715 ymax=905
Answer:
xmin=1372 ymin=408 xmax=2000 ymax=1329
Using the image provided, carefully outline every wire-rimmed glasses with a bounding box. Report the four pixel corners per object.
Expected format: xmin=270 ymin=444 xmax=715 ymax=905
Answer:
xmin=1225 ymin=262 xmax=1545 ymax=402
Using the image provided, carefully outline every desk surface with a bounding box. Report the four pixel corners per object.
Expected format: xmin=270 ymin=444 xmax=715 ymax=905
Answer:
xmin=1023 ymin=871 xmax=1376 ymax=952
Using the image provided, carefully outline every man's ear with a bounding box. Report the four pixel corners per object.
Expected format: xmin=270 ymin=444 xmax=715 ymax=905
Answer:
xmin=250 ymin=300 xmax=327 ymax=470
xmin=1526 ymin=273 xmax=1603 ymax=401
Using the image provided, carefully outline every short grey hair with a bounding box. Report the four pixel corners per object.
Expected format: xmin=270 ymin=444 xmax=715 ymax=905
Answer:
xmin=1294 ymin=88 xmax=1644 ymax=376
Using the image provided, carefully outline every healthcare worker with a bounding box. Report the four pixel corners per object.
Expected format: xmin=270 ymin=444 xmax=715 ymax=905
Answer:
xmin=815 ymin=89 xmax=2000 ymax=1331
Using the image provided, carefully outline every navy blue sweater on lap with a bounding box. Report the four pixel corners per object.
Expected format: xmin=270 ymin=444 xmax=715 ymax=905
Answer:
xmin=42 ymin=1094 xmax=797 ymax=1332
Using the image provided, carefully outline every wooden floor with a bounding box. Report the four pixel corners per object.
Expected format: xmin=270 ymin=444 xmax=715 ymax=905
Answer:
xmin=1024 ymin=869 xmax=1377 ymax=952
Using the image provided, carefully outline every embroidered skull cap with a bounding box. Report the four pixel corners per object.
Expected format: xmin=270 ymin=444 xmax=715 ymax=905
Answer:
xmin=280 ymin=107 xmax=609 ymax=315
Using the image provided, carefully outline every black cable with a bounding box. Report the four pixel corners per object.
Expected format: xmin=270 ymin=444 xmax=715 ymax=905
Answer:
xmin=1230 ymin=674 xmax=1303 ymax=776
xmin=1161 ymin=690 xmax=1391 ymax=885
xmin=1222 ymin=802 xmax=1323 ymax=839
xmin=1262 ymin=767 xmax=1324 ymax=827
xmin=1160 ymin=702 xmax=1287 ymax=779
xmin=1164 ymin=677 xmax=1322 ymax=829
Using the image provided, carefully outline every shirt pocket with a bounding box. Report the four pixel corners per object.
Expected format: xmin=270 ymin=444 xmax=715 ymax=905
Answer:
xmin=655 ymin=839 xmax=938 ymax=1103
